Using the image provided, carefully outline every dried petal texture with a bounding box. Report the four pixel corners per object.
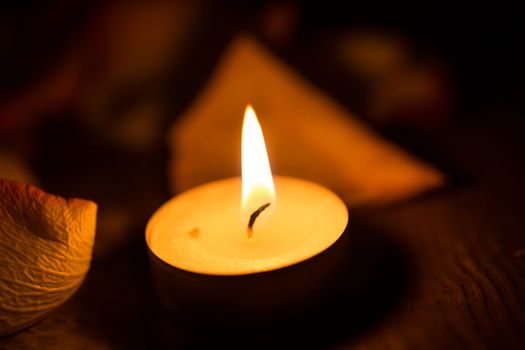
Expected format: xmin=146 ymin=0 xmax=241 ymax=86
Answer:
xmin=0 ymin=179 xmax=96 ymax=337
xmin=169 ymin=36 xmax=445 ymax=207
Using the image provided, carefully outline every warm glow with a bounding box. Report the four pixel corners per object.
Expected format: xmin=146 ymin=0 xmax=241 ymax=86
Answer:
xmin=241 ymin=105 xmax=275 ymax=236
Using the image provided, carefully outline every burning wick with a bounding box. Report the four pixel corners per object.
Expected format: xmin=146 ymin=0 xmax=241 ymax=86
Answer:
xmin=247 ymin=203 xmax=271 ymax=238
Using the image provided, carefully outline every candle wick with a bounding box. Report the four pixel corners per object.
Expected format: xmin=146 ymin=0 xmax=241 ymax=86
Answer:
xmin=247 ymin=203 xmax=271 ymax=238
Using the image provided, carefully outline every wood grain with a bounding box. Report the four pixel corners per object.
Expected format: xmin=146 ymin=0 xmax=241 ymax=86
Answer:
xmin=1 ymin=116 xmax=524 ymax=349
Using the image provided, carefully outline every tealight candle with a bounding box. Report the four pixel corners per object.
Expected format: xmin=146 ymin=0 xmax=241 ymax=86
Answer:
xmin=146 ymin=105 xmax=348 ymax=322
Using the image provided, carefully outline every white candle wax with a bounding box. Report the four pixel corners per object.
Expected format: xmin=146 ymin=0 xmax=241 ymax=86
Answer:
xmin=146 ymin=176 xmax=348 ymax=276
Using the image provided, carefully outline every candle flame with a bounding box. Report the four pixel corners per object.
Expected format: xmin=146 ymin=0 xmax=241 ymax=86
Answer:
xmin=241 ymin=105 xmax=275 ymax=237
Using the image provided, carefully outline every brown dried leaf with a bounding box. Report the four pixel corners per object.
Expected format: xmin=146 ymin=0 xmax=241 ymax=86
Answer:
xmin=169 ymin=35 xmax=445 ymax=206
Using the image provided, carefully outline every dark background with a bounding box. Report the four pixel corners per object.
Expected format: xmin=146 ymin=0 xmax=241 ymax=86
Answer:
xmin=1 ymin=1 xmax=522 ymax=123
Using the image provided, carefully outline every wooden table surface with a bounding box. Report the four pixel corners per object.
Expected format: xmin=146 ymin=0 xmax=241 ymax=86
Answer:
xmin=1 ymin=102 xmax=524 ymax=349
